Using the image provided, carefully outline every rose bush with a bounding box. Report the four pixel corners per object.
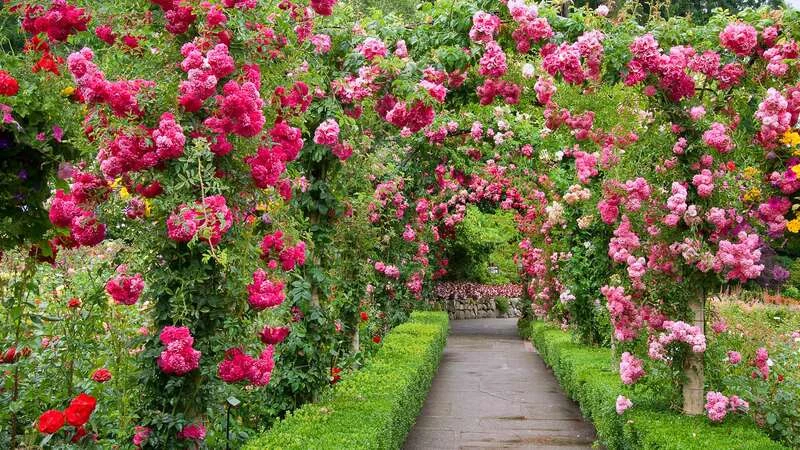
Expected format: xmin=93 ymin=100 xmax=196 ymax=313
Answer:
xmin=2 ymin=0 xmax=800 ymax=448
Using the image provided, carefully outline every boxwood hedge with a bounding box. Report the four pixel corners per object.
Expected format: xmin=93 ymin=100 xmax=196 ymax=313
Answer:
xmin=522 ymin=321 xmax=786 ymax=450
xmin=244 ymin=311 xmax=449 ymax=450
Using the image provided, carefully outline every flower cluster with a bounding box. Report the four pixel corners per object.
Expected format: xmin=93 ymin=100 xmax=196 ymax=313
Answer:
xmin=48 ymin=189 xmax=106 ymax=246
xmin=105 ymin=265 xmax=145 ymax=305
xmin=507 ymin=0 xmax=552 ymax=53
xmin=469 ymin=11 xmax=501 ymax=43
xmin=67 ymin=48 xmax=154 ymax=118
xmin=648 ymin=320 xmax=706 ymax=360
xmin=719 ymin=23 xmax=758 ymax=56
xmin=619 ymin=351 xmax=645 ymax=385
xmin=615 ymin=395 xmax=633 ymax=414
xmin=157 ymin=326 xmax=201 ymax=376
xmin=247 ymin=269 xmax=286 ymax=310
xmin=260 ymin=325 xmax=290 ymax=345
xmin=478 ymin=41 xmax=508 ymax=78
xmin=218 ymin=346 xmax=275 ymax=386
xmin=476 ymin=78 xmax=521 ymax=105
xmin=602 ymin=285 xmax=642 ymax=341
xmin=0 ymin=70 xmax=19 ymax=96
xmin=713 ymin=231 xmax=764 ymax=282
xmin=204 ymin=80 xmax=265 ymax=138
xmin=22 ymin=0 xmax=90 ymax=42
xmin=705 ymin=391 xmax=749 ymax=422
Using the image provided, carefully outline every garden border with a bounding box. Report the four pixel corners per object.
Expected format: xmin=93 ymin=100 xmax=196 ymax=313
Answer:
xmin=520 ymin=320 xmax=786 ymax=450
xmin=244 ymin=311 xmax=449 ymax=450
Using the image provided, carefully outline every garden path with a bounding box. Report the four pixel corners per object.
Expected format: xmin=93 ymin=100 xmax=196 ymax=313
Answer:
xmin=404 ymin=318 xmax=597 ymax=450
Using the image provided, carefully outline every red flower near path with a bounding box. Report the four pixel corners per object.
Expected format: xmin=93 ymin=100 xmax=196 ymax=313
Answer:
xmin=372 ymin=335 xmax=382 ymax=344
xmin=37 ymin=409 xmax=65 ymax=434
xmin=64 ymin=393 xmax=96 ymax=427
xmin=360 ymin=311 xmax=368 ymax=322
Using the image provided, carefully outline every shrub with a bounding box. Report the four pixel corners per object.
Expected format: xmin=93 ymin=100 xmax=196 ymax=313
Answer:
xmin=244 ymin=311 xmax=449 ymax=450
xmin=495 ymin=296 xmax=510 ymax=315
xmin=525 ymin=321 xmax=785 ymax=450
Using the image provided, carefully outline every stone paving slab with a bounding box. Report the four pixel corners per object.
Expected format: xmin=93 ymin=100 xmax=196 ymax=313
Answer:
xmin=404 ymin=318 xmax=597 ymax=450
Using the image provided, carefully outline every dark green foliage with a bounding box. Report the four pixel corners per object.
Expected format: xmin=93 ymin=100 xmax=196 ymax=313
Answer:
xmin=447 ymin=205 xmax=520 ymax=284
xmin=244 ymin=311 xmax=449 ymax=450
xmin=522 ymin=321 xmax=787 ymax=450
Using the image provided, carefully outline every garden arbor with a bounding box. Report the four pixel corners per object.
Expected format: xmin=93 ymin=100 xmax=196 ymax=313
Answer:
xmin=1 ymin=0 xmax=800 ymax=447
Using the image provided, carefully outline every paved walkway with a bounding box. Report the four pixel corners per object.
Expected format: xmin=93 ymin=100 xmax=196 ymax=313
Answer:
xmin=404 ymin=318 xmax=597 ymax=450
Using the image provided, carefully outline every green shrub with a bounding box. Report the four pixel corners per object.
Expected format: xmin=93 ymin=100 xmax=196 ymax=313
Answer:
xmin=495 ymin=296 xmax=510 ymax=315
xmin=244 ymin=311 xmax=449 ymax=450
xmin=525 ymin=321 xmax=786 ymax=450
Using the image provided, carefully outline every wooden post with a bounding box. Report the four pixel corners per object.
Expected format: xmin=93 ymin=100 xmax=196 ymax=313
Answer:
xmin=682 ymin=290 xmax=705 ymax=415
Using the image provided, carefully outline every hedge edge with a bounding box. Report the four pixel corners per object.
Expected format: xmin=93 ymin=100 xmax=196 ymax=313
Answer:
xmin=522 ymin=321 xmax=786 ymax=450
xmin=244 ymin=311 xmax=449 ymax=450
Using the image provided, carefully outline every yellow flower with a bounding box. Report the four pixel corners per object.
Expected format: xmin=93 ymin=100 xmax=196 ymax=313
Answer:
xmin=743 ymin=188 xmax=761 ymax=202
xmin=788 ymin=218 xmax=800 ymax=234
xmin=782 ymin=130 xmax=800 ymax=147
xmin=144 ymin=199 xmax=152 ymax=218
xmin=256 ymin=202 xmax=268 ymax=212
xmin=119 ymin=187 xmax=130 ymax=201
xmin=792 ymin=165 xmax=800 ymax=178
xmin=743 ymin=166 xmax=759 ymax=180
xmin=61 ymin=86 xmax=75 ymax=96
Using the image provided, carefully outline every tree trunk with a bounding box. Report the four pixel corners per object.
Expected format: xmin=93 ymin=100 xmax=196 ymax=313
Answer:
xmin=682 ymin=291 xmax=705 ymax=415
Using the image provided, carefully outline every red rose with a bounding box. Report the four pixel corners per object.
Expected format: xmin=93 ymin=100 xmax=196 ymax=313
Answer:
xmin=360 ymin=311 xmax=368 ymax=322
xmin=64 ymin=393 xmax=96 ymax=427
xmin=372 ymin=335 xmax=382 ymax=344
xmin=38 ymin=409 xmax=65 ymax=434
xmin=0 ymin=70 xmax=19 ymax=97
xmin=2 ymin=346 xmax=16 ymax=363
xmin=91 ymin=368 xmax=112 ymax=383
xmin=71 ymin=426 xmax=87 ymax=443
xmin=68 ymin=297 xmax=82 ymax=309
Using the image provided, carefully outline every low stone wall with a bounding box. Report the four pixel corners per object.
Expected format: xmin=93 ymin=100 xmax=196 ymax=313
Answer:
xmin=445 ymin=296 xmax=523 ymax=320
xmin=434 ymin=282 xmax=524 ymax=320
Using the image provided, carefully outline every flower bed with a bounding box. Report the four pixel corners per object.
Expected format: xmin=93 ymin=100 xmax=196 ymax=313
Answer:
xmin=521 ymin=321 xmax=785 ymax=450
xmin=244 ymin=311 xmax=449 ymax=450
xmin=433 ymin=281 xmax=522 ymax=301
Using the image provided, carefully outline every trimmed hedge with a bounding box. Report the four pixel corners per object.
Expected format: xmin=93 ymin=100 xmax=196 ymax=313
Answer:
xmin=523 ymin=321 xmax=786 ymax=450
xmin=244 ymin=311 xmax=449 ymax=450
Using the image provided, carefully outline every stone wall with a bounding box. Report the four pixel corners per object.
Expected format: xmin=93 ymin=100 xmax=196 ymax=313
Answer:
xmin=444 ymin=296 xmax=523 ymax=320
xmin=433 ymin=282 xmax=524 ymax=320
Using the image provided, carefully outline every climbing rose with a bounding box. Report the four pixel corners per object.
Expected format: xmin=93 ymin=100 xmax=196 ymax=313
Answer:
xmin=91 ymin=368 xmax=112 ymax=383
xmin=203 ymin=80 xmax=265 ymax=138
xmin=311 ymin=34 xmax=331 ymax=53
xmin=178 ymin=423 xmax=206 ymax=441
xmin=469 ymin=11 xmax=501 ymax=43
xmin=619 ymin=352 xmax=645 ymax=385
xmin=132 ymin=426 xmax=151 ymax=448
xmin=310 ymin=0 xmax=337 ymax=16
xmin=615 ymin=395 xmax=632 ymax=414
xmin=705 ymin=391 xmax=728 ymax=422
xmin=260 ymin=325 xmax=290 ymax=345
xmin=314 ymin=118 xmax=340 ymax=146
xmin=478 ymin=41 xmax=507 ymax=78
xmin=152 ymin=112 xmax=186 ymax=160
xmin=157 ymin=326 xmax=201 ymax=376
xmin=0 ymin=70 xmax=19 ymax=96
xmin=105 ymin=266 xmax=145 ymax=305
xmin=37 ymin=409 xmax=65 ymax=434
xmin=719 ymin=22 xmax=758 ymax=56
xmin=247 ymin=269 xmax=286 ymax=310
xmin=356 ymin=37 xmax=387 ymax=60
